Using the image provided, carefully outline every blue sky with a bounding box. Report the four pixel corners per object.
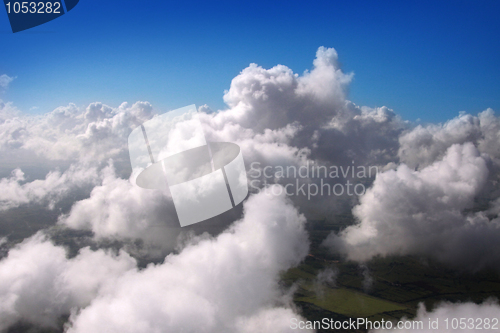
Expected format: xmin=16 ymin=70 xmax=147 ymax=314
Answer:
xmin=1 ymin=0 xmax=499 ymax=122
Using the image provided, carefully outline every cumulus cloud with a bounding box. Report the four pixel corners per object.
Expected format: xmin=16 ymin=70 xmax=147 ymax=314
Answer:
xmin=0 ymin=46 xmax=498 ymax=260
xmin=323 ymin=142 xmax=500 ymax=270
xmin=1 ymin=46 xmax=497 ymax=271
xmin=0 ymin=100 xmax=19 ymax=124
xmin=0 ymin=233 xmax=136 ymax=331
xmin=0 ymin=47 xmax=404 ymax=221
xmin=0 ymin=101 xmax=154 ymax=164
xmin=203 ymin=47 xmax=404 ymax=169
xmin=1 ymin=46 xmax=500 ymax=331
xmin=42 ymin=46 xmax=404 ymax=245
xmin=64 ymin=187 xmax=310 ymax=333
xmin=0 ymin=163 xmax=99 ymax=211
xmin=220 ymin=47 xmax=352 ymax=133
xmin=195 ymin=47 xmax=405 ymax=223
xmin=0 ymin=189 xmax=310 ymax=332
xmin=58 ymin=164 xmax=180 ymax=251
xmin=0 ymin=101 xmax=158 ymax=239
xmin=372 ymin=299 xmax=500 ymax=333
xmin=399 ymin=109 xmax=500 ymax=169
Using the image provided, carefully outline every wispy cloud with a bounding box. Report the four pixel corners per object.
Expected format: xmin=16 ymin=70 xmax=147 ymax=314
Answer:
xmin=0 ymin=75 xmax=15 ymax=90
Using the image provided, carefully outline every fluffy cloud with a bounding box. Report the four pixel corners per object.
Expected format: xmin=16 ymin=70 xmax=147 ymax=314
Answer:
xmin=0 ymin=101 xmax=154 ymax=164
xmin=203 ymin=47 xmax=404 ymax=168
xmin=2 ymin=47 xmax=497 ymax=272
xmin=64 ymin=187 xmax=310 ymax=333
xmin=0 ymin=233 xmax=136 ymax=331
xmin=194 ymin=47 xmax=406 ymax=224
xmin=47 ymin=46 xmax=404 ymax=246
xmin=1 ymin=188 xmax=310 ymax=332
xmin=58 ymin=164 xmax=180 ymax=251
xmin=399 ymin=109 xmax=500 ymax=169
xmin=0 ymin=163 xmax=99 ymax=211
xmin=323 ymin=142 xmax=500 ymax=270
xmin=220 ymin=47 xmax=352 ymax=133
xmin=0 ymin=100 xmax=19 ymax=124
xmin=1 ymin=46 xmax=500 ymax=331
xmin=373 ymin=299 xmax=500 ymax=333
xmin=0 ymin=47 xmax=498 ymax=262
xmin=0 ymin=100 xmax=157 ymax=240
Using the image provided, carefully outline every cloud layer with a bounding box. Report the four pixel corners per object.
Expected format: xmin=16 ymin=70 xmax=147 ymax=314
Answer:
xmin=0 ymin=46 xmax=499 ymax=331
xmin=325 ymin=113 xmax=500 ymax=270
xmin=0 ymin=233 xmax=136 ymax=331
xmin=0 ymin=188 xmax=311 ymax=332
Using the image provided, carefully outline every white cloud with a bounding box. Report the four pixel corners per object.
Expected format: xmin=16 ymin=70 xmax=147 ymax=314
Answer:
xmin=2 ymin=187 xmax=311 ymax=331
xmin=203 ymin=47 xmax=403 ymax=169
xmin=50 ymin=46 xmax=405 ymax=246
xmin=0 ymin=75 xmax=15 ymax=89
xmin=58 ymin=164 xmax=180 ymax=250
xmin=323 ymin=142 xmax=500 ymax=270
xmin=0 ymin=101 xmax=154 ymax=164
xmin=0 ymin=46 xmax=500 ymax=332
xmin=1 ymin=47 xmax=496 ymax=272
xmin=0 ymin=163 xmax=99 ymax=211
xmin=64 ymin=187 xmax=310 ymax=333
xmin=0 ymin=99 xmax=19 ymax=123
xmin=399 ymin=109 xmax=500 ymax=169
xmin=220 ymin=46 xmax=353 ymax=133
xmin=0 ymin=233 xmax=136 ymax=331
